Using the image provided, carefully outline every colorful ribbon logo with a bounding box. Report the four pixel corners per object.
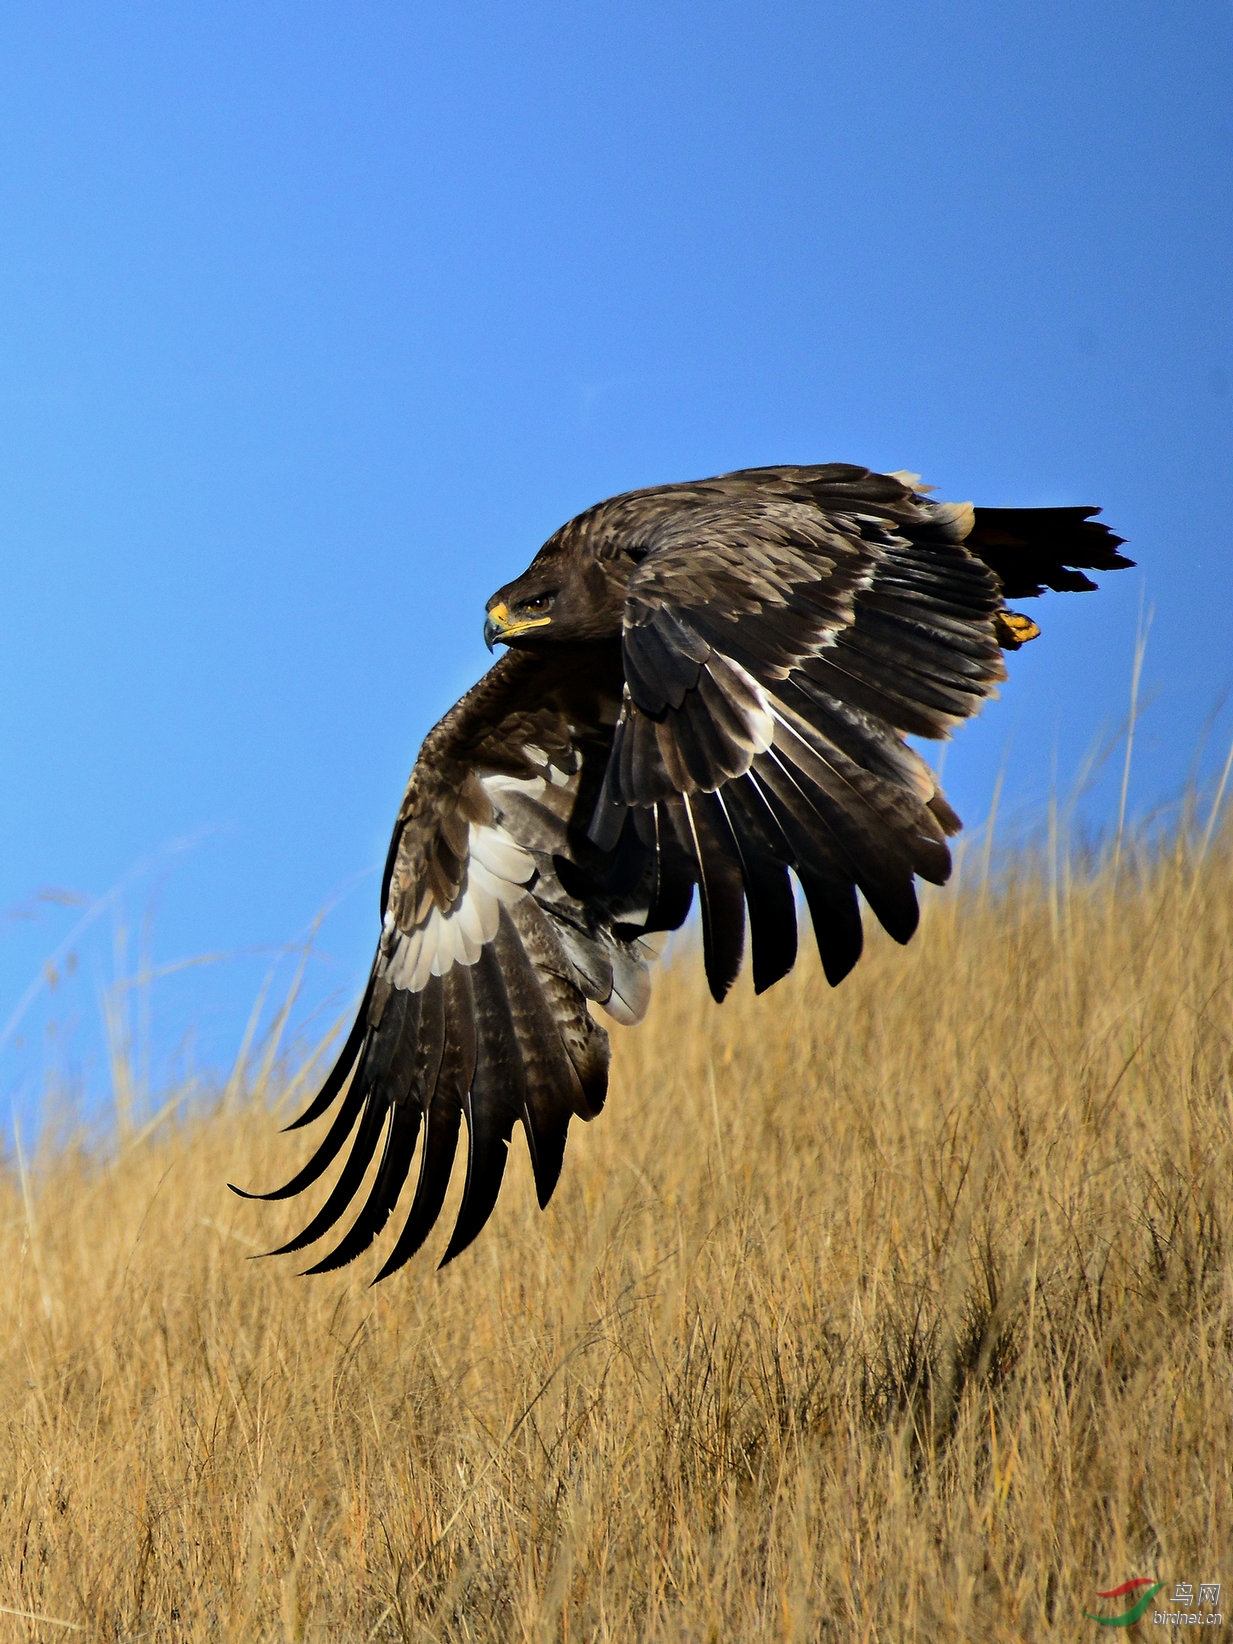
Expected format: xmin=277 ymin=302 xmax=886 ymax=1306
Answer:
xmin=1084 ymin=1579 xmax=1164 ymax=1626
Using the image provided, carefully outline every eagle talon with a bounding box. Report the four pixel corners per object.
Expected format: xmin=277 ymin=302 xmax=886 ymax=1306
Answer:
xmin=995 ymin=610 xmax=1042 ymax=649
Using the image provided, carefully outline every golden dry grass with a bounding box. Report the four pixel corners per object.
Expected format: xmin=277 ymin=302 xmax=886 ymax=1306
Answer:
xmin=2 ymin=830 xmax=1232 ymax=1641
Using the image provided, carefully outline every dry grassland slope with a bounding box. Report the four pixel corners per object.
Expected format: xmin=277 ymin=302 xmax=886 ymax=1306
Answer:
xmin=1 ymin=831 xmax=1231 ymax=1640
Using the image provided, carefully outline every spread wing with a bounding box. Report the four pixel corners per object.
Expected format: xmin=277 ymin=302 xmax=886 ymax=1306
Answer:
xmin=591 ymin=464 xmax=1124 ymax=1000
xmin=233 ymin=648 xmax=686 ymax=1273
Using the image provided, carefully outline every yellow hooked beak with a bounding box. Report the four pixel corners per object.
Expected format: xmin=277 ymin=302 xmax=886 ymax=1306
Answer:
xmin=483 ymin=601 xmax=553 ymax=650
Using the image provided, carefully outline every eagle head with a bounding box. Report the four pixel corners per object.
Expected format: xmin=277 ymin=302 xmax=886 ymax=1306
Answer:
xmin=484 ymin=547 xmax=626 ymax=650
xmin=483 ymin=588 xmax=559 ymax=650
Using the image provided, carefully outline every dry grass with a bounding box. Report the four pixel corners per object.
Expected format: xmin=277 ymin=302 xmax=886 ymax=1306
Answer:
xmin=2 ymin=828 xmax=1232 ymax=1642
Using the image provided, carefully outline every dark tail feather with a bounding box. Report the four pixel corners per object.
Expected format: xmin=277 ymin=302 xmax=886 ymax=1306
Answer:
xmin=968 ymin=506 xmax=1132 ymax=599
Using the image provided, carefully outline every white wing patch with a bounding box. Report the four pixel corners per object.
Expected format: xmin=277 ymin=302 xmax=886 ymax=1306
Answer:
xmin=383 ymin=762 xmax=663 ymax=1020
xmin=385 ymin=773 xmax=543 ymax=992
xmin=710 ymin=651 xmax=776 ymax=759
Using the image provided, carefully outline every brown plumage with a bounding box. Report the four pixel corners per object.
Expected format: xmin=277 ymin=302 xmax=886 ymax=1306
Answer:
xmin=233 ymin=463 xmax=1131 ymax=1274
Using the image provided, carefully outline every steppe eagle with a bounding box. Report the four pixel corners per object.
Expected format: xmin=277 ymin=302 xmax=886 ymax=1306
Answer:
xmin=235 ymin=464 xmax=1130 ymax=1273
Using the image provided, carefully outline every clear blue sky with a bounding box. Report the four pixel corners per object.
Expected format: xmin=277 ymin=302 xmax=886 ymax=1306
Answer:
xmin=3 ymin=1 xmax=1230 ymax=1115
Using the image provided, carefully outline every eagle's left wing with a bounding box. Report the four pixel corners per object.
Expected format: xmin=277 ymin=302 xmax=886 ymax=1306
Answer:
xmin=232 ymin=648 xmax=684 ymax=1272
xmin=590 ymin=468 xmax=1007 ymax=1000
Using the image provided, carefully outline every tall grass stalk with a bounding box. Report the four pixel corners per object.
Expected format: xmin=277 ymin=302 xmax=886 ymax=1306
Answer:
xmin=1113 ymin=593 xmax=1152 ymax=880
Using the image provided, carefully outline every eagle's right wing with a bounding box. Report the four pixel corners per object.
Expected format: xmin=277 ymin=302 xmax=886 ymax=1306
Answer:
xmin=232 ymin=648 xmax=685 ymax=1272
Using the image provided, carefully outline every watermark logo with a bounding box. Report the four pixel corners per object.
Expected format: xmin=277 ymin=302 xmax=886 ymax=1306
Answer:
xmin=1085 ymin=1580 xmax=1164 ymax=1627
xmin=1085 ymin=1579 xmax=1222 ymax=1628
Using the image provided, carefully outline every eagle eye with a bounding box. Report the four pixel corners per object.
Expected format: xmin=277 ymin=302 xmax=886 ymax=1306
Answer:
xmin=521 ymin=592 xmax=557 ymax=614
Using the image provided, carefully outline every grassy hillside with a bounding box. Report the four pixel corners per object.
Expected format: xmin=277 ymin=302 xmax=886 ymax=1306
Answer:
xmin=2 ymin=829 xmax=1230 ymax=1641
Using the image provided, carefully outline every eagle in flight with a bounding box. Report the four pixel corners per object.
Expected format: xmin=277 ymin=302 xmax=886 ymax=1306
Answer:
xmin=236 ymin=464 xmax=1130 ymax=1275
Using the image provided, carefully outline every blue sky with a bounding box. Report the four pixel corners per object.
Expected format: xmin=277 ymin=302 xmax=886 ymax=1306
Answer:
xmin=2 ymin=0 xmax=1230 ymax=1115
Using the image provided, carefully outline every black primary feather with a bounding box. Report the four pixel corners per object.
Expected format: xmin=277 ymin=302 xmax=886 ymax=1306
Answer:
xmin=440 ymin=937 xmax=528 ymax=1264
xmin=372 ymin=967 xmax=472 ymax=1280
xmin=670 ymin=792 xmax=746 ymax=1002
xmin=712 ymin=779 xmax=798 ymax=994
